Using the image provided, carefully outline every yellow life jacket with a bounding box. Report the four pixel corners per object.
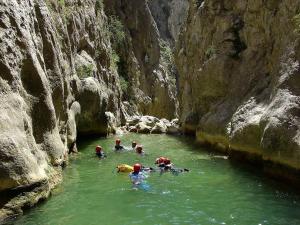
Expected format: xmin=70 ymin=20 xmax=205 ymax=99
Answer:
xmin=117 ymin=164 xmax=133 ymax=173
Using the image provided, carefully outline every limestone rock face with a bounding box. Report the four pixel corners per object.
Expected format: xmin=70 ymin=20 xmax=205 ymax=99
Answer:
xmin=167 ymin=119 xmax=180 ymax=134
xmin=0 ymin=0 xmax=67 ymax=192
xmin=76 ymin=78 xmax=105 ymax=134
xmin=104 ymin=0 xmax=179 ymax=120
xmin=151 ymin=121 xmax=167 ymax=134
xmin=136 ymin=122 xmax=152 ymax=134
xmin=125 ymin=116 xmax=179 ymax=134
xmin=67 ymin=101 xmax=81 ymax=151
xmin=139 ymin=116 xmax=160 ymax=127
xmin=0 ymin=0 xmax=182 ymax=218
xmin=176 ymin=0 xmax=300 ymax=172
xmin=148 ymin=0 xmax=189 ymax=43
xmin=0 ymin=0 xmax=121 ymax=197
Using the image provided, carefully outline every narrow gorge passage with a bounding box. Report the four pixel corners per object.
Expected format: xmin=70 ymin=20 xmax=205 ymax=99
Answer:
xmin=12 ymin=134 xmax=300 ymax=225
xmin=1 ymin=0 xmax=300 ymax=223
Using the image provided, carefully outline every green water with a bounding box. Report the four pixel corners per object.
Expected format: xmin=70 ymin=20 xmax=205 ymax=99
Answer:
xmin=13 ymin=134 xmax=300 ymax=225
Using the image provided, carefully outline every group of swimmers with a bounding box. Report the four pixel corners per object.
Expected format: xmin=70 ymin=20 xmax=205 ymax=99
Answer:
xmin=114 ymin=139 xmax=145 ymax=154
xmin=95 ymin=139 xmax=145 ymax=159
xmin=94 ymin=139 xmax=189 ymax=190
xmin=128 ymin=157 xmax=189 ymax=190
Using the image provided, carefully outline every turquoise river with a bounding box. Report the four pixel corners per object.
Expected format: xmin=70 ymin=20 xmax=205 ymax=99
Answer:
xmin=12 ymin=134 xmax=300 ymax=225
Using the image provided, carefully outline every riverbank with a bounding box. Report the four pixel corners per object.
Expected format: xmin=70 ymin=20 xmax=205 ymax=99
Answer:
xmin=196 ymin=131 xmax=300 ymax=188
xmin=0 ymin=168 xmax=62 ymax=224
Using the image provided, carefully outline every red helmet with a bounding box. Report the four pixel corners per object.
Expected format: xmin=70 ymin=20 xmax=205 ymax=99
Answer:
xmin=95 ymin=146 xmax=102 ymax=153
xmin=133 ymin=163 xmax=142 ymax=172
xmin=116 ymin=139 xmax=121 ymax=145
xmin=164 ymin=158 xmax=171 ymax=164
xmin=155 ymin=157 xmax=166 ymax=164
xmin=136 ymin=145 xmax=143 ymax=152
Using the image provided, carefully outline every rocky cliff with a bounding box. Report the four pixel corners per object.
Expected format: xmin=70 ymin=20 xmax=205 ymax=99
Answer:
xmin=2 ymin=0 xmax=300 ymax=221
xmin=103 ymin=0 xmax=179 ymax=120
xmin=148 ymin=0 xmax=189 ymax=44
xmin=176 ymin=0 xmax=300 ymax=181
xmin=0 ymin=0 xmax=123 ymax=217
xmin=0 ymin=0 xmax=180 ymax=219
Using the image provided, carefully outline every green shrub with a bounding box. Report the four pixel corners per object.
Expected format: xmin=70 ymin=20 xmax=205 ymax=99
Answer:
xmin=76 ymin=64 xmax=94 ymax=78
xmin=205 ymin=45 xmax=217 ymax=59
xmin=159 ymin=39 xmax=177 ymax=84
xmin=293 ymin=14 xmax=300 ymax=34
xmin=119 ymin=76 xmax=129 ymax=93
xmin=58 ymin=0 xmax=65 ymax=6
xmin=159 ymin=39 xmax=174 ymax=66
xmin=95 ymin=0 xmax=104 ymax=13
xmin=108 ymin=16 xmax=125 ymax=46
xmin=110 ymin=50 xmax=120 ymax=71
xmin=159 ymin=39 xmax=176 ymax=74
xmin=46 ymin=0 xmax=72 ymax=25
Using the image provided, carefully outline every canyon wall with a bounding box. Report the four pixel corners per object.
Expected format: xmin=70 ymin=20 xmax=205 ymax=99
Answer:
xmin=0 ymin=0 xmax=123 ymax=200
xmin=103 ymin=0 xmax=179 ymax=120
xmin=176 ymin=0 xmax=300 ymax=180
xmin=0 ymin=0 xmax=180 ymax=219
xmin=148 ymin=0 xmax=189 ymax=44
xmin=2 ymin=0 xmax=300 ymax=220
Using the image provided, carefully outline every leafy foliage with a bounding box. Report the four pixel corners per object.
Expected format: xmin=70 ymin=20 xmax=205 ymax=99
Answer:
xmin=159 ymin=39 xmax=174 ymax=66
xmin=58 ymin=0 xmax=65 ymax=6
xmin=110 ymin=50 xmax=120 ymax=72
xmin=119 ymin=76 xmax=129 ymax=93
xmin=294 ymin=14 xmax=300 ymax=35
xmin=159 ymin=39 xmax=177 ymax=85
xmin=108 ymin=16 xmax=125 ymax=47
xmin=205 ymin=45 xmax=217 ymax=60
xmin=76 ymin=64 xmax=94 ymax=78
xmin=95 ymin=0 xmax=104 ymax=12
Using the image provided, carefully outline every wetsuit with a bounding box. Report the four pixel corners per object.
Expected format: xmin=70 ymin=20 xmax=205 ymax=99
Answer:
xmin=96 ymin=151 xmax=106 ymax=159
xmin=136 ymin=149 xmax=145 ymax=155
xmin=141 ymin=166 xmax=154 ymax=172
xmin=115 ymin=145 xmax=124 ymax=151
xmin=158 ymin=163 xmax=189 ymax=175
xmin=129 ymin=171 xmax=147 ymax=188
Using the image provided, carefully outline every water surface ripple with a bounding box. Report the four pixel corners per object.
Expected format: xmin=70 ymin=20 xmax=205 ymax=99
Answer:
xmin=13 ymin=134 xmax=300 ymax=225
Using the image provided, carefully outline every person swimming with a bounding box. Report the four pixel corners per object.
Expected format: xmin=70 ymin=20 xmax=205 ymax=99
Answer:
xmin=129 ymin=163 xmax=149 ymax=189
xmin=132 ymin=141 xmax=137 ymax=150
xmin=135 ymin=145 xmax=145 ymax=155
xmin=155 ymin=156 xmax=167 ymax=165
xmin=155 ymin=157 xmax=189 ymax=175
xmin=115 ymin=139 xmax=124 ymax=151
xmin=95 ymin=146 xmax=106 ymax=159
xmin=158 ymin=158 xmax=173 ymax=171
